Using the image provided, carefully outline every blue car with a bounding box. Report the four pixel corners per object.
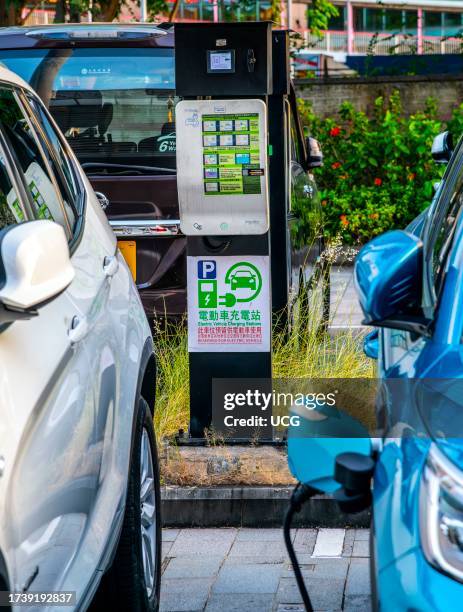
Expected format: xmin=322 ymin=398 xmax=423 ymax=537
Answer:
xmin=286 ymin=130 xmax=463 ymax=611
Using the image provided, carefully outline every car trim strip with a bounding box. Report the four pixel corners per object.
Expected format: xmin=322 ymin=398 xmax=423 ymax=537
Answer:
xmin=109 ymin=219 xmax=182 ymax=238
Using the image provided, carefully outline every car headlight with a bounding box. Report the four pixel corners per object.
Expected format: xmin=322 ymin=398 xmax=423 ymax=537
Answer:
xmin=420 ymin=443 xmax=463 ymax=582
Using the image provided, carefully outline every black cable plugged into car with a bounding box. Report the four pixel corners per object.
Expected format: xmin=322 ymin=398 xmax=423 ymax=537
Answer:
xmin=283 ymin=452 xmax=376 ymax=611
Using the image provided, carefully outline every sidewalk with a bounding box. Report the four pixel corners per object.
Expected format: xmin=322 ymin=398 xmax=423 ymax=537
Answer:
xmin=329 ymin=266 xmax=364 ymax=332
xmin=161 ymin=527 xmax=371 ymax=612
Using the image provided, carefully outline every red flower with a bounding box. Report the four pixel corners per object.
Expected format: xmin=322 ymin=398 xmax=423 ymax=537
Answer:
xmin=374 ymin=177 xmax=382 ymax=186
xmin=332 ymin=161 xmax=341 ymax=169
xmin=340 ymin=214 xmax=349 ymax=227
xmin=330 ymin=126 xmax=341 ymax=137
xmin=408 ymin=173 xmax=416 ymax=181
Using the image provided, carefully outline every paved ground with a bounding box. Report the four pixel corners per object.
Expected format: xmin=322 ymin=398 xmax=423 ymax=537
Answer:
xmin=329 ymin=266 xmax=364 ymax=331
xmin=161 ymin=528 xmax=371 ymax=612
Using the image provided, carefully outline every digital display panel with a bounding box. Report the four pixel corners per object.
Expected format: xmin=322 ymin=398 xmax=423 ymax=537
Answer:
xmin=207 ymin=50 xmax=235 ymax=73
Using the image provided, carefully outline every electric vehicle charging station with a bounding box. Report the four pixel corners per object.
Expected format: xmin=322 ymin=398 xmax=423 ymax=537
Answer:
xmin=175 ymin=22 xmax=306 ymax=440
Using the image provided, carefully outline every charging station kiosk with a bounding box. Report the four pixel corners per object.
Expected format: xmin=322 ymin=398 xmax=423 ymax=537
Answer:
xmin=175 ymin=22 xmax=292 ymax=440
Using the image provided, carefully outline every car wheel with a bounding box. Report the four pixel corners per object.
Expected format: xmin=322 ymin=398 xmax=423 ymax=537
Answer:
xmin=92 ymin=397 xmax=161 ymax=612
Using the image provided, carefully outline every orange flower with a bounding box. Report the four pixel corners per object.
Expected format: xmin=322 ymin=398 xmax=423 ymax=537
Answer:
xmin=330 ymin=126 xmax=341 ymax=137
xmin=321 ymin=200 xmax=327 ymax=207
xmin=408 ymin=173 xmax=416 ymax=181
xmin=370 ymin=213 xmax=379 ymax=219
xmin=332 ymin=161 xmax=341 ymax=169
xmin=374 ymin=177 xmax=382 ymax=186
xmin=340 ymin=214 xmax=349 ymax=227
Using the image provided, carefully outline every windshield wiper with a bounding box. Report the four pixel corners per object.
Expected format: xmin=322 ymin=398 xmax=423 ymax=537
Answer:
xmin=81 ymin=162 xmax=176 ymax=174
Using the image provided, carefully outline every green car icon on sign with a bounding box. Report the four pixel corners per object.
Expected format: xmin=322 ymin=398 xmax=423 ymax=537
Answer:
xmin=224 ymin=262 xmax=263 ymax=302
xmin=230 ymin=269 xmax=257 ymax=290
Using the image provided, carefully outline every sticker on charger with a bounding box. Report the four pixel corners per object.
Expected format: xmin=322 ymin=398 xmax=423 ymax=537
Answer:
xmin=187 ymin=255 xmax=270 ymax=353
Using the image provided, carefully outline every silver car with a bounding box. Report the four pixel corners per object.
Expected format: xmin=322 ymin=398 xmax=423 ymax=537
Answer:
xmin=0 ymin=66 xmax=161 ymax=611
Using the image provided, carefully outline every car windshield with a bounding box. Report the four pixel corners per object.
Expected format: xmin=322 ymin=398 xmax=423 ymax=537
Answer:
xmin=0 ymin=48 xmax=178 ymax=172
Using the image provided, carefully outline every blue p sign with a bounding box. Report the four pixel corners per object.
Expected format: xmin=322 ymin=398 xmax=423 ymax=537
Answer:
xmin=198 ymin=260 xmax=216 ymax=279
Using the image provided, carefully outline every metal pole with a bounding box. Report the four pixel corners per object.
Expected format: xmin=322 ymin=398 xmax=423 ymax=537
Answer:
xmin=286 ymin=0 xmax=291 ymax=29
xmin=140 ymin=0 xmax=147 ymax=22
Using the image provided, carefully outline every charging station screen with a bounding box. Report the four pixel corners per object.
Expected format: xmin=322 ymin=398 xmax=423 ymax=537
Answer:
xmin=207 ymin=50 xmax=235 ymax=73
xmin=202 ymin=113 xmax=263 ymax=196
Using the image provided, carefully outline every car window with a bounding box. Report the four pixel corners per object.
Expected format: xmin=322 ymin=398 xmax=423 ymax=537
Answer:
xmin=0 ymin=147 xmax=27 ymax=231
xmin=289 ymin=110 xmax=301 ymax=163
xmin=26 ymin=94 xmax=80 ymax=211
xmin=0 ymin=48 xmax=178 ymax=171
xmin=0 ymin=87 xmax=73 ymax=239
xmin=431 ymin=159 xmax=463 ymax=297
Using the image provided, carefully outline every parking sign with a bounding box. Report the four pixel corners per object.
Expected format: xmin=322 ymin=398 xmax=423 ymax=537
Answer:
xmin=188 ymin=255 xmax=270 ymax=352
xmin=198 ymin=260 xmax=216 ymax=279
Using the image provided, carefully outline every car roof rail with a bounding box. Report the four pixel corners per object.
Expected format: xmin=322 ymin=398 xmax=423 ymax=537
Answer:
xmin=25 ymin=24 xmax=167 ymax=41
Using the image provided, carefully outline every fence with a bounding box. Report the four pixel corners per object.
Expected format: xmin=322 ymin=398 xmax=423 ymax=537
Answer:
xmin=302 ymin=30 xmax=462 ymax=55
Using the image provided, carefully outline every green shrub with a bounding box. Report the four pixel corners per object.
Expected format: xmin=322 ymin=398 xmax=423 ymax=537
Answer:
xmin=298 ymin=91 xmax=463 ymax=244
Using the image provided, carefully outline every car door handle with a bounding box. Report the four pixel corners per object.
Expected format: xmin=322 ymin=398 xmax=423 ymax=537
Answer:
xmin=68 ymin=315 xmax=89 ymax=345
xmin=103 ymin=255 xmax=119 ymax=278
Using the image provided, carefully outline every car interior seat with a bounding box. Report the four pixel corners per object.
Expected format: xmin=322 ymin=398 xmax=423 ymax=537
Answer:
xmin=138 ymin=122 xmax=176 ymax=153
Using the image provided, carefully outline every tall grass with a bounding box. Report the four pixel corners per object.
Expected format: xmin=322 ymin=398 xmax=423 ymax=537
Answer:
xmin=153 ymin=318 xmax=190 ymax=444
xmin=153 ymin=284 xmax=375 ymax=442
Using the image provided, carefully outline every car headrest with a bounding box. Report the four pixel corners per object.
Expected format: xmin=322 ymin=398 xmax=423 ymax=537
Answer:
xmin=50 ymin=90 xmax=103 ymax=129
xmin=98 ymin=103 xmax=113 ymax=137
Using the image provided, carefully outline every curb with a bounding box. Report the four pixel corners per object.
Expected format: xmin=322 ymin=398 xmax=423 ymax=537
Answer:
xmin=161 ymin=486 xmax=370 ymax=528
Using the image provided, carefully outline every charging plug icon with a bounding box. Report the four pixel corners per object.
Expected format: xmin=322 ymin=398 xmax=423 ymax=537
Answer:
xmin=219 ymin=293 xmax=237 ymax=307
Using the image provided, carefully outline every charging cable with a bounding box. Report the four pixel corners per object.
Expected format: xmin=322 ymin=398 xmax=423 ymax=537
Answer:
xmin=283 ymin=483 xmax=319 ymax=612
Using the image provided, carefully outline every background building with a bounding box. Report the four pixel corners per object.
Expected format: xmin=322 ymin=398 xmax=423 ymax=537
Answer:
xmin=21 ymin=0 xmax=463 ymax=55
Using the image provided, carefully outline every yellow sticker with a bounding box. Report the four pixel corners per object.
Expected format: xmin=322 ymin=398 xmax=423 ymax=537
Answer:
xmin=118 ymin=240 xmax=137 ymax=281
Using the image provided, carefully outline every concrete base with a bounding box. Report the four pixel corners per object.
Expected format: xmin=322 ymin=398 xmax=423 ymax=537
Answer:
xmin=161 ymin=486 xmax=370 ymax=528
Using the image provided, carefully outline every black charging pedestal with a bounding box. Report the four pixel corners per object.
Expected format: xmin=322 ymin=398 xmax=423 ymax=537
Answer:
xmin=175 ymin=23 xmax=292 ymax=442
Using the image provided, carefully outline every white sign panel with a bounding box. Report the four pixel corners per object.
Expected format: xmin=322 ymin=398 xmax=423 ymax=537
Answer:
xmin=187 ymin=255 xmax=270 ymax=352
xmin=176 ymin=99 xmax=269 ymax=236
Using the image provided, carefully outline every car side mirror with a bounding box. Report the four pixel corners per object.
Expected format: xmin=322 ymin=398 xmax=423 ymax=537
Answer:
xmin=304 ymin=136 xmax=323 ymax=169
xmin=432 ymin=131 xmax=453 ymax=165
xmin=0 ymin=220 xmax=74 ymax=326
xmin=355 ymin=230 xmax=430 ymax=336
xmin=363 ymin=329 xmax=379 ymax=359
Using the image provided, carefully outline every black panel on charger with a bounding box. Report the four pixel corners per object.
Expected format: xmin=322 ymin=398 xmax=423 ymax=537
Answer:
xmin=174 ymin=22 xmax=273 ymax=96
xmin=271 ymin=30 xmax=290 ymax=96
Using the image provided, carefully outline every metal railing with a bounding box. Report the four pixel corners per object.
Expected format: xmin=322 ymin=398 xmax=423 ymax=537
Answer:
xmin=302 ymin=30 xmax=463 ymax=55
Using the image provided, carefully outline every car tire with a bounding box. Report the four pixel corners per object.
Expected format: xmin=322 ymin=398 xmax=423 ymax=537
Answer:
xmin=92 ymin=397 xmax=161 ymax=612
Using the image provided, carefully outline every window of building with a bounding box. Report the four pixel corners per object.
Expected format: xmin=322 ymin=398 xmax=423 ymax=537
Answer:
xmin=385 ymin=9 xmax=403 ymax=31
xmin=424 ymin=11 xmax=442 ymax=36
xmin=443 ymin=12 xmax=463 ymax=35
xmin=328 ymin=7 xmax=345 ymax=31
xmin=404 ymin=11 xmax=417 ymax=32
xmin=354 ymin=8 xmax=383 ymax=32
